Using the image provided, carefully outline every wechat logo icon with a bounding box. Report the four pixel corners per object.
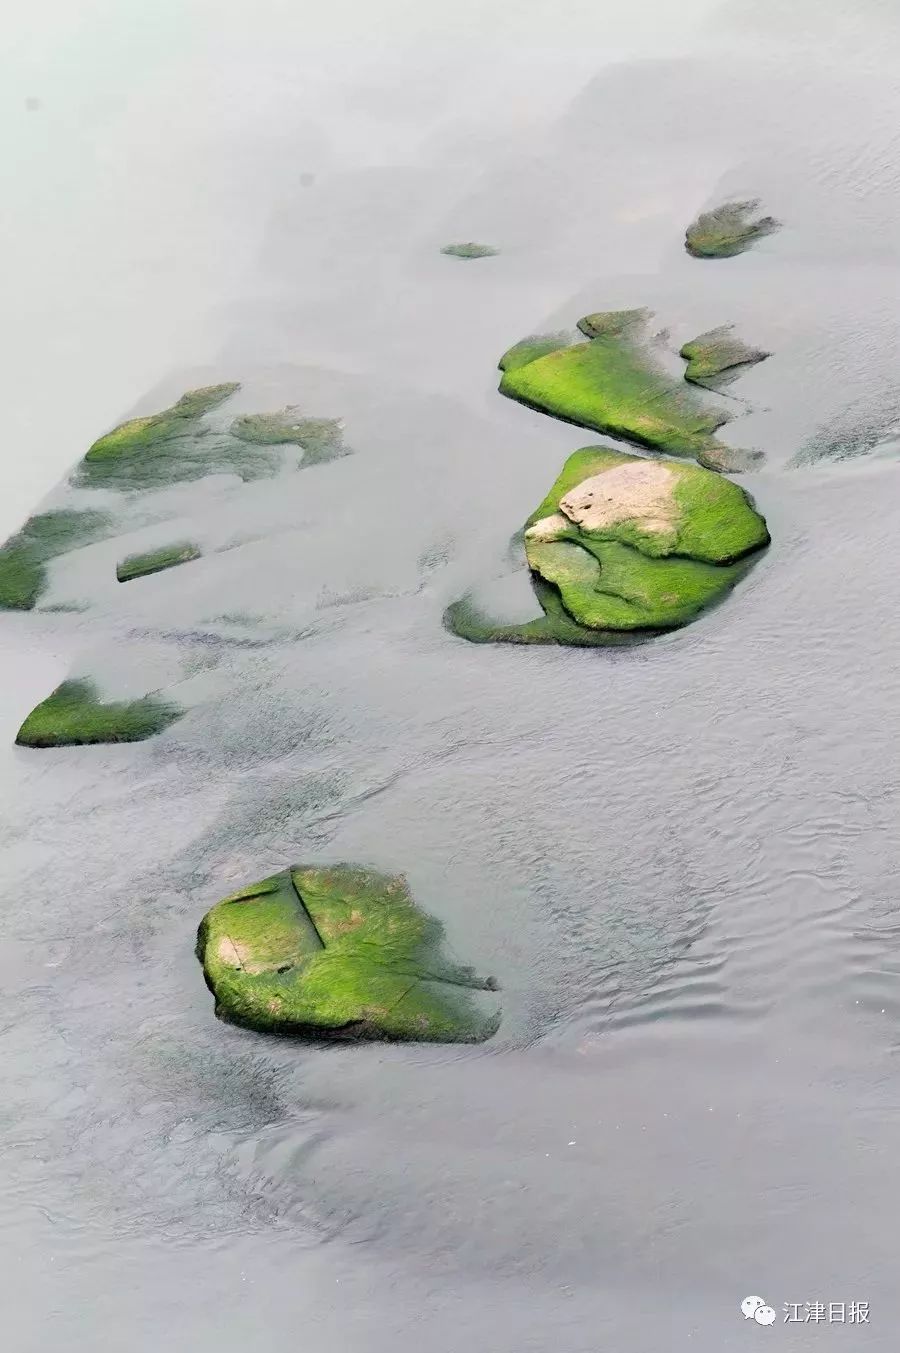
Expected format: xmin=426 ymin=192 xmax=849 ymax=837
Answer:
xmin=742 ymin=1296 xmax=777 ymax=1325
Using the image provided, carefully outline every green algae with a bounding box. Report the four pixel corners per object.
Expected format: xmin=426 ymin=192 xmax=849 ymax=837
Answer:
xmin=446 ymin=445 xmax=769 ymax=646
xmin=680 ymin=327 xmax=770 ymax=390
xmin=685 ymin=200 xmax=780 ymax=259
xmin=229 ymin=409 xmax=348 ymax=465
xmin=498 ymin=314 xmax=750 ymax=469
xmin=197 ymin=865 xmax=500 ymax=1042
xmin=15 ymin=678 xmax=183 ymax=748
xmin=116 ymin=542 xmax=201 ymax=583
xmin=0 ymin=509 xmax=113 ymax=610
xmin=440 ymin=242 xmax=498 ymax=259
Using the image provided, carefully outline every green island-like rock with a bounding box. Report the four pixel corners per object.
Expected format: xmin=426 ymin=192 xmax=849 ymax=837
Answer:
xmin=440 ymin=242 xmax=498 ymax=259
xmin=116 ymin=542 xmax=201 ymax=583
xmin=445 ymin=446 xmax=769 ymax=646
xmin=0 ymin=509 xmax=113 ymax=610
xmin=680 ymin=327 xmax=770 ymax=390
xmin=229 ymin=408 xmax=348 ymax=465
xmin=498 ymin=312 xmax=761 ymax=473
xmin=15 ymin=678 xmax=183 ymax=748
xmin=197 ymin=865 xmax=500 ymax=1042
xmin=684 ymin=200 xmax=780 ymax=259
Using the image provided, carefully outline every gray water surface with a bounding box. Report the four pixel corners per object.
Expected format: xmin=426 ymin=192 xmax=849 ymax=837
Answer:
xmin=3 ymin=2 xmax=900 ymax=1349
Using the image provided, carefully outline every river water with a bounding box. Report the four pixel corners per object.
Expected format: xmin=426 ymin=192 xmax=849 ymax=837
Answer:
xmin=3 ymin=1 xmax=900 ymax=1348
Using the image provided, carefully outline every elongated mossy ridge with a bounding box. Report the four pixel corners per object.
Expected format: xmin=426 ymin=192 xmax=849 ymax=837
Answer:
xmin=445 ymin=446 xmax=769 ymax=646
xmin=197 ymin=865 xmax=501 ymax=1042
xmin=15 ymin=678 xmax=183 ymax=747
xmin=0 ymin=509 xmax=113 ymax=610
xmin=440 ymin=242 xmax=498 ymax=259
xmin=680 ymin=327 xmax=770 ymax=390
xmin=229 ymin=409 xmax=348 ymax=465
xmin=498 ymin=312 xmax=761 ymax=472
xmin=684 ymin=200 xmax=780 ymax=259
xmin=116 ymin=542 xmax=201 ymax=583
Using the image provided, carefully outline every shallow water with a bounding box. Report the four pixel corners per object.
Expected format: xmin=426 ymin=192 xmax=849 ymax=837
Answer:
xmin=4 ymin=1 xmax=900 ymax=1348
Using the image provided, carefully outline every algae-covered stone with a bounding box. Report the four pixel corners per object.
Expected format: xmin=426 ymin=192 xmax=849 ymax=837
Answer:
xmin=15 ymin=678 xmax=183 ymax=747
xmin=680 ymin=327 xmax=770 ymax=390
xmin=446 ymin=446 xmax=769 ymax=645
xmin=0 ymin=509 xmax=113 ymax=610
xmin=229 ymin=408 xmax=348 ymax=465
xmin=499 ymin=333 xmax=575 ymax=374
xmin=498 ymin=312 xmax=755 ymax=470
xmin=576 ymin=309 xmax=650 ymax=340
xmin=685 ymin=200 xmax=780 ymax=259
xmin=116 ymin=542 xmax=201 ymax=583
xmin=197 ymin=865 xmax=500 ymax=1042
xmin=440 ymin=242 xmax=498 ymax=259
xmin=76 ymin=383 xmax=251 ymax=489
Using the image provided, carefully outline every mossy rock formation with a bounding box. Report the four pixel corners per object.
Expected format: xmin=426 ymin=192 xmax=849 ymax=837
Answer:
xmin=445 ymin=446 xmax=769 ymax=646
xmin=116 ymin=542 xmax=201 ymax=583
xmin=0 ymin=509 xmax=112 ymax=610
xmin=15 ymin=678 xmax=183 ymax=747
xmin=684 ymin=200 xmax=779 ymax=259
xmin=498 ymin=312 xmax=761 ymax=472
xmin=73 ymin=385 xmax=353 ymax=490
xmin=78 ymin=384 xmax=241 ymax=488
xmin=680 ymin=327 xmax=770 ymax=390
xmin=229 ymin=409 xmax=348 ymax=465
xmin=440 ymin=242 xmax=498 ymax=259
xmin=197 ymin=865 xmax=500 ymax=1042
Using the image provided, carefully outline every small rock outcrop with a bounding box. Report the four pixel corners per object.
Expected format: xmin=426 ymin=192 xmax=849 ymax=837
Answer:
xmin=197 ymin=865 xmax=500 ymax=1042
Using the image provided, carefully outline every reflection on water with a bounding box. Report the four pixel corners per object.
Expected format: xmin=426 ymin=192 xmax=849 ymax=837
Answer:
xmin=4 ymin=0 xmax=900 ymax=1349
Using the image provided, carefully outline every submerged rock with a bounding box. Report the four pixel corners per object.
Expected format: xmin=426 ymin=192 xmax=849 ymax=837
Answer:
xmin=197 ymin=865 xmax=500 ymax=1042
xmin=229 ymin=408 xmax=348 ymax=465
xmin=680 ymin=327 xmax=770 ymax=390
xmin=446 ymin=446 xmax=769 ymax=645
xmin=15 ymin=678 xmax=183 ymax=748
xmin=440 ymin=242 xmax=498 ymax=259
xmin=78 ymin=384 xmax=241 ymax=488
xmin=684 ymin=200 xmax=780 ymax=259
xmin=116 ymin=542 xmax=201 ymax=583
xmin=0 ymin=509 xmax=112 ymax=610
xmin=498 ymin=311 xmax=761 ymax=471
xmin=70 ymin=385 xmax=353 ymax=491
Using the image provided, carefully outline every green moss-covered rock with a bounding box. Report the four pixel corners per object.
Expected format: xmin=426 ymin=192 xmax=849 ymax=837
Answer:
xmin=229 ymin=409 xmax=348 ymax=465
xmin=576 ymin=309 xmax=650 ymax=340
xmin=0 ymin=509 xmax=113 ymax=610
xmin=680 ymin=327 xmax=770 ymax=390
xmin=116 ymin=542 xmax=201 ymax=583
xmin=197 ymin=865 xmax=500 ymax=1042
xmin=75 ymin=383 xmax=255 ymax=489
xmin=15 ymin=678 xmax=183 ymax=747
xmin=445 ymin=446 xmax=769 ymax=645
xmin=685 ymin=200 xmax=780 ymax=259
xmin=440 ymin=242 xmax=498 ymax=259
xmin=499 ymin=333 xmax=575 ymax=374
xmin=498 ymin=313 xmax=760 ymax=472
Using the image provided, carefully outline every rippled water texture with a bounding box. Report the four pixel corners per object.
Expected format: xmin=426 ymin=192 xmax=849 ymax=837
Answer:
xmin=3 ymin=1 xmax=900 ymax=1348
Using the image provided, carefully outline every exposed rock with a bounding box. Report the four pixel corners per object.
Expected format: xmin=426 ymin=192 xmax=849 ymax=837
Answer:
xmin=116 ymin=542 xmax=201 ymax=583
xmin=498 ymin=310 xmax=759 ymax=471
xmin=680 ymin=326 xmax=770 ymax=390
xmin=684 ymin=200 xmax=780 ymax=259
xmin=197 ymin=865 xmax=500 ymax=1042
xmin=446 ymin=446 xmax=769 ymax=645
xmin=15 ymin=679 xmax=183 ymax=748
